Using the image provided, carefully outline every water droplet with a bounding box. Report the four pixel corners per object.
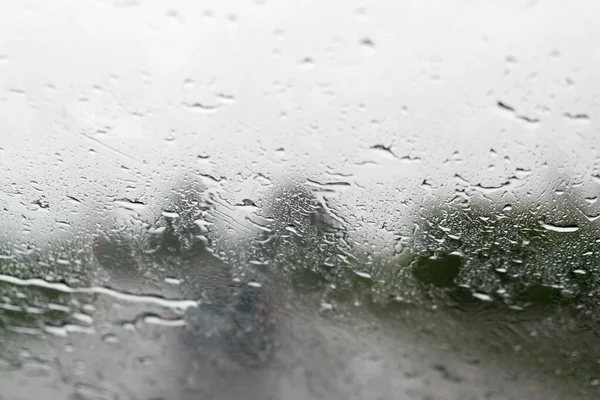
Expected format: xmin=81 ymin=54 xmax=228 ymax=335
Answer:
xmin=184 ymin=102 xmax=220 ymax=112
xmin=399 ymin=155 xmax=422 ymax=163
xmin=217 ymin=93 xmax=235 ymax=103
xmin=370 ymin=144 xmax=396 ymax=159
xmin=234 ymin=199 xmax=259 ymax=210
xmin=472 ymin=292 xmax=493 ymax=302
xmin=496 ymin=101 xmax=540 ymax=125
xmin=8 ymin=88 xmax=25 ymax=95
xmin=582 ymin=213 xmax=600 ymax=222
xmin=472 ymin=181 xmax=513 ymax=194
xmin=354 ymin=271 xmax=372 ymax=280
xmin=143 ymin=315 xmax=185 ymax=327
xmin=563 ymin=112 xmax=590 ymax=124
xmin=102 ymin=333 xmax=119 ymax=344
xmin=183 ymin=78 xmax=195 ymax=89
xmin=421 ymin=180 xmax=433 ymax=190
xmin=45 ymin=324 xmax=95 ymax=337
xmin=539 ymin=222 xmax=579 ymax=233
xmin=161 ymin=210 xmax=180 ymax=218
xmin=72 ymin=312 xmax=93 ymax=325
xmin=73 ymin=383 xmax=117 ymax=400
xmin=359 ymin=37 xmax=375 ymax=48
xmin=299 ymin=56 xmax=314 ymax=65
xmin=284 ymin=225 xmax=299 ymax=235
xmin=113 ymin=198 xmax=146 ymax=211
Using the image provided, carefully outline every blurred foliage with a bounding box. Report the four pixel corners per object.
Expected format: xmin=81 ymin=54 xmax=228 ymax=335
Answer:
xmin=240 ymin=182 xmax=600 ymax=389
xmin=406 ymin=193 xmax=600 ymax=315
xmin=0 ymin=236 xmax=97 ymax=343
xmin=377 ymin=190 xmax=600 ymax=388
xmin=1 ymin=178 xmax=600 ymax=389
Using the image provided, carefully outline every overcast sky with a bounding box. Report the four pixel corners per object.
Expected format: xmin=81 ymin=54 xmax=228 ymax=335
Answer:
xmin=1 ymin=0 xmax=599 ymax=242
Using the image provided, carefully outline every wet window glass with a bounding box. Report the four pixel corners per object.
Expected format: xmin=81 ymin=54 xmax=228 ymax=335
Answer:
xmin=1 ymin=1 xmax=599 ymax=399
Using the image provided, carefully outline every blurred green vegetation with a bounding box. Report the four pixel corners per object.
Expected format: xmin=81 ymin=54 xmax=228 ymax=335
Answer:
xmin=242 ymin=183 xmax=600 ymax=391
xmin=1 ymin=180 xmax=600 ymax=391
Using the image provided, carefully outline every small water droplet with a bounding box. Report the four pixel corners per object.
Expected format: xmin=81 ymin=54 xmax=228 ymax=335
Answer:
xmin=217 ymin=93 xmax=235 ymax=103
xmin=102 ymin=333 xmax=119 ymax=344
xmin=8 ymin=88 xmax=25 ymax=95
xmin=284 ymin=225 xmax=299 ymax=235
xmin=370 ymin=144 xmax=396 ymax=159
xmin=161 ymin=210 xmax=180 ymax=218
xmin=235 ymin=199 xmax=259 ymax=211
xmin=184 ymin=102 xmax=220 ymax=111
xmin=354 ymin=271 xmax=372 ymax=280
xmin=421 ymin=180 xmax=433 ymax=190
xmin=473 ymin=292 xmax=493 ymax=302
xmin=359 ymin=37 xmax=375 ymax=47
xmin=114 ymin=198 xmax=146 ymax=211
xmin=72 ymin=312 xmax=93 ymax=325
xmin=183 ymin=78 xmax=195 ymax=89
xmin=563 ymin=112 xmax=590 ymax=124
xmin=299 ymin=56 xmax=314 ymax=65
xmin=165 ymin=277 xmax=181 ymax=285
xmin=197 ymin=153 xmax=210 ymax=162
xmin=497 ymin=101 xmax=540 ymax=125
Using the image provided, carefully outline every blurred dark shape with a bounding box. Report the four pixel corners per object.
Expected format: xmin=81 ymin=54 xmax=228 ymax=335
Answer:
xmin=185 ymin=283 xmax=277 ymax=368
xmin=412 ymin=254 xmax=462 ymax=288
xmin=92 ymin=182 xmax=278 ymax=369
xmin=262 ymin=182 xmax=345 ymax=238
xmin=516 ymin=284 xmax=564 ymax=307
xmin=92 ymin=234 xmax=136 ymax=271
